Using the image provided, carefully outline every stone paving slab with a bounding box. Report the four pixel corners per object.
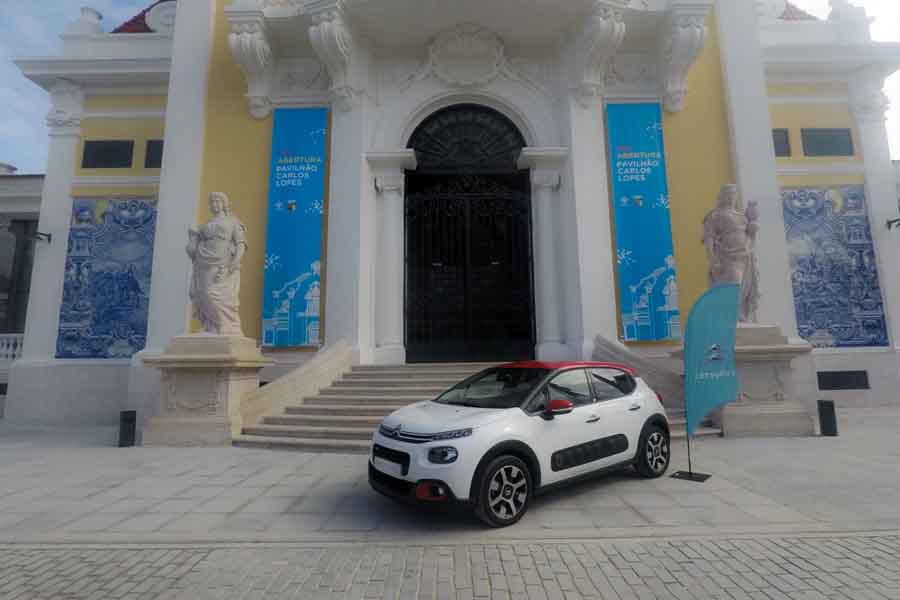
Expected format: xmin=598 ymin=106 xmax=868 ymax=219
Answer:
xmin=2 ymin=408 xmax=900 ymax=544
xmin=4 ymin=533 xmax=900 ymax=599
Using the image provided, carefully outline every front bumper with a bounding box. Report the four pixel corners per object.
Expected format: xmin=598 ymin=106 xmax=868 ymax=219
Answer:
xmin=368 ymin=431 xmax=475 ymax=501
xmin=368 ymin=462 xmax=465 ymax=505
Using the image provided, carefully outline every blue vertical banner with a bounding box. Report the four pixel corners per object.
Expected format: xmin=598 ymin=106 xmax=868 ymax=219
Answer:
xmin=606 ymin=102 xmax=681 ymax=342
xmin=261 ymin=107 xmax=329 ymax=347
xmin=683 ymin=284 xmax=740 ymax=437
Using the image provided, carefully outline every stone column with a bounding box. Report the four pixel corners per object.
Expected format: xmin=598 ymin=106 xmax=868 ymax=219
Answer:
xmin=519 ymin=148 xmax=568 ymax=360
xmin=128 ymin=0 xmax=218 ymax=424
xmin=18 ymin=81 xmax=83 ymax=363
xmin=715 ymin=0 xmax=800 ymax=336
xmin=850 ymin=69 xmax=900 ymax=350
xmin=368 ymin=151 xmax=416 ymax=364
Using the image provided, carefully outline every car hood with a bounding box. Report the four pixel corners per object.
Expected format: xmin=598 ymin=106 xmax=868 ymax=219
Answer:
xmin=381 ymin=401 xmax=510 ymax=434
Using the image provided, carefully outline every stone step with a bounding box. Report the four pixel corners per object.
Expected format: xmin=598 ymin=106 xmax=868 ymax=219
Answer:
xmin=262 ymin=414 xmax=385 ymax=428
xmin=320 ymin=386 xmax=445 ymax=397
xmin=301 ymin=396 xmax=421 ymax=406
xmin=331 ymin=377 xmax=460 ymax=390
xmin=243 ymin=424 xmax=373 ymax=441
xmin=233 ymin=435 xmax=371 ymax=454
xmin=285 ymin=404 xmax=400 ymax=417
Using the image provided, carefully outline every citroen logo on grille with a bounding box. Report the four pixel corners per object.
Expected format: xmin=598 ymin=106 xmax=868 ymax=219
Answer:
xmin=387 ymin=424 xmax=402 ymax=438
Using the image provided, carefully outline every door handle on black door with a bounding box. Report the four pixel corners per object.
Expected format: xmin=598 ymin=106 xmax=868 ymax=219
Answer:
xmin=585 ymin=415 xmax=601 ymax=423
xmin=629 ymin=404 xmax=641 ymax=412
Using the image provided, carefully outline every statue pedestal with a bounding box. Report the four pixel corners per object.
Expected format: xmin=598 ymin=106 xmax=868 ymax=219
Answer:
xmin=722 ymin=324 xmax=815 ymax=437
xmin=141 ymin=335 xmax=271 ymax=447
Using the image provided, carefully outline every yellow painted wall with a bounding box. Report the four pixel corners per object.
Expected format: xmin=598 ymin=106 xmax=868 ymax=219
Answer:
xmin=84 ymin=95 xmax=168 ymax=112
xmin=769 ymin=101 xmax=861 ymax=166
xmin=70 ymin=186 xmax=158 ymax=198
xmin=656 ymin=12 xmax=735 ymax=340
xmin=196 ymin=0 xmax=274 ymax=340
xmin=77 ymin=117 xmax=165 ymax=178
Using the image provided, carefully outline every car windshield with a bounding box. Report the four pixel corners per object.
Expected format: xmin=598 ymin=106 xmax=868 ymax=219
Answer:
xmin=434 ymin=367 xmax=551 ymax=409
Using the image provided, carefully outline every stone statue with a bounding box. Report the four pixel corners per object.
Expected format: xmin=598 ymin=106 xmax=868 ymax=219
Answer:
xmin=703 ymin=184 xmax=761 ymax=323
xmin=187 ymin=192 xmax=248 ymax=336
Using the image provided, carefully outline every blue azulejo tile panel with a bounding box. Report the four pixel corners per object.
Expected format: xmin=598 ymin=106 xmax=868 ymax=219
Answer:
xmin=56 ymin=198 xmax=158 ymax=359
xmin=782 ymin=185 xmax=888 ymax=348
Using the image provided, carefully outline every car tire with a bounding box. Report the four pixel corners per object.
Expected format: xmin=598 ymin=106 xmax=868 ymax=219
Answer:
xmin=474 ymin=455 xmax=532 ymax=528
xmin=635 ymin=425 xmax=670 ymax=478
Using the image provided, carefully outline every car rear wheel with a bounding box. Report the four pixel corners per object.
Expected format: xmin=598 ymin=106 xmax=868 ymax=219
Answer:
xmin=474 ymin=455 xmax=532 ymax=527
xmin=635 ymin=425 xmax=670 ymax=478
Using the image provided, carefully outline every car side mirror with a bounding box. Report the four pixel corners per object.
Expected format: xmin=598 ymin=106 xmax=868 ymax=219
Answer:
xmin=545 ymin=398 xmax=574 ymax=419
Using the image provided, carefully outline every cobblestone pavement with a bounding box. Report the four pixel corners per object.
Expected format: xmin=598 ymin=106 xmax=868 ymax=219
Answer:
xmin=3 ymin=534 xmax=900 ymax=599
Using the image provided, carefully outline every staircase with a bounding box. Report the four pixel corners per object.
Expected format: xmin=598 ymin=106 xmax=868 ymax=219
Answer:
xmin=233 ymin=363 xmax=720 ymax=453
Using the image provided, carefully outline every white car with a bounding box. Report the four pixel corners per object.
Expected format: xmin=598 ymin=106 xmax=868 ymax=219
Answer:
xmin=369 ymin=361 xmax=671 ymax=527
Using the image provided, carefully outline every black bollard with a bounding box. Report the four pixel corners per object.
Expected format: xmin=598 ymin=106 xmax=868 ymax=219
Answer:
xmin=817 ymin=400 xmax=838 ymax=437
xmin=119 ymin=410 xmax=137 ymax=447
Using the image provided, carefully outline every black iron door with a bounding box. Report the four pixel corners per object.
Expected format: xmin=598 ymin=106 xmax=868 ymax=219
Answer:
xmin=405 ymin=172 xmax=535 ymax=363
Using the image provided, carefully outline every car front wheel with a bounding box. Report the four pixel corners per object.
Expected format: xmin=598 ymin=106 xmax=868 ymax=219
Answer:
xmin=635 ymin=425 xmax=670 ymax=478
xmin=474 ymin=455 xmax=532 ymax=527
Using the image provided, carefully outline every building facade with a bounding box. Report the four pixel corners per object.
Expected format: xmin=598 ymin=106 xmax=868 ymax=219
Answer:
xmin=5 ymin=0 xmax=900 ymax=426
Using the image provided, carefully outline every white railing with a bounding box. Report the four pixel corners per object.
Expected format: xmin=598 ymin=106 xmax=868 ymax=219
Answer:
xmin=0 ymin=334 xmax=24 ymax=363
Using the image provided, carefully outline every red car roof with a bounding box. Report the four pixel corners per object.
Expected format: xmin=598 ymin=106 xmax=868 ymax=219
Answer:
xmin=498 ymin=360 xmax=636 ymax=375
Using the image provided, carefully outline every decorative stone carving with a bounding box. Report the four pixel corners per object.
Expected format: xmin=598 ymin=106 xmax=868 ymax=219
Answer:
xmin=386 ymin=26 xmax=548 ymax=96
xmin=606 ymin=53 xmax=658 ymax=92
xmin=46 ymin=80 xmax=84 ymax=134
xmin=661 ymin=4 xmax=711 ymax=113
xmin=850 ymin=70 xmax=890 ymax=124
xmin=228 ymin=9 xmax=274 ymax=119
xmin=309 ymin=5 xmax=358 ymax=109
xmin=703 ymin=184 xmax=761 ymax=324
xmin=276 ymin=59 xmax=330 ymax=96
xmin=187 ymin=193 xmax=248 ymax=336
xmin=430 ymin=24 xmax=505 ymax=87
xmin=571 ymin=1 xmax=627 ymax=105
xmin=146 ymin=1 xmax=177 ymax=35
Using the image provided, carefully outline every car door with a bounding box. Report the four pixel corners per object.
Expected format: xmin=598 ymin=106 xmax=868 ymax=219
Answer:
xmin=531 ymin=368 xmax=606 ymax=485
xmin=583 ymin=367 xmax=646 ymax=467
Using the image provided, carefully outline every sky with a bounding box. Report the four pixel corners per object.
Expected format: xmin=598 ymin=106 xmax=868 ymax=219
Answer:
xmin=0 ymin=1 xmax=898 ymax=175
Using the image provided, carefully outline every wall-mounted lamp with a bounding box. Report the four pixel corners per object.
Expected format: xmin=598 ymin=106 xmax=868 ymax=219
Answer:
xmin=0 ymin=217 xmax=52 ymax=244
xmin=888 ymin=218 xmax=900 ymax=231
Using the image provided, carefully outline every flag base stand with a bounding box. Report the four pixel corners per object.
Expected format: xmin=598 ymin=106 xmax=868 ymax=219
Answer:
xmin=669 ymin=431 xmax=710 ymax=482
xmin=671 ymin=470 xmax=711 ymax=482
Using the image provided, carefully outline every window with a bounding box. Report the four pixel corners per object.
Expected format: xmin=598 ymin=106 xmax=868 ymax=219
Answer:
xmin=433 ymin=367 xmax=550 ymax=410
xmin=801 ymin=128 xmax=854 ymax=157
xmin=545 ymin=369 xmax=593 ymax=407
xmin=773 ymin=129 xmax=791 ymax=157
xmin=81 ymin=140 xmax=134 ymax=169
xmin=589 ymin=368 xmax=635 ymax=401
xmin=145 ymin=140 xmax=164 ymax=169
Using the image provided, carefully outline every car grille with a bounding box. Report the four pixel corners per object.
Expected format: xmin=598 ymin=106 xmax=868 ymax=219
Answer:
xmin=378 ymin=424 xmax=434 ymax=444
xmin=369 ymin=463 xmax=414 ymax=497
xmin=372 ymin=444 xmax=411 ymax=476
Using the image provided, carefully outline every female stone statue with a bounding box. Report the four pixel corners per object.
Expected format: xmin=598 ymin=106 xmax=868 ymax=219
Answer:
xmin=187 ymin=192 xmax=248 ymax=336
xmin=703 ymin=184 xmax=761 ymax=323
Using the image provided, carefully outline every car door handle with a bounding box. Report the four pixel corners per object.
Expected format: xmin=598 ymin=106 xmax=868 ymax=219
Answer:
xmin=585 ymin=415 xmax=601 ymax=423
xmin=629 ymin=404 xmax=641 ymax=411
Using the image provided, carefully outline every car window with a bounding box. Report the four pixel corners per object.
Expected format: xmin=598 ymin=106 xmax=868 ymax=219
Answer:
xmin=433 ymin=367 xmax=551 ymax=409
xmin=546 ymin=369 xmax=593 ymax=407
xmin=589 ymin=368 xmax=635 ymax=401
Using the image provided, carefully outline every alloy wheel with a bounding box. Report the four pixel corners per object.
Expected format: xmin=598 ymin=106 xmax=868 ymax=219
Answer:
xmin=488 ymin=464 xmax=528 ymax=520
xmin=646 ymin=431 xmax=669 ymax=474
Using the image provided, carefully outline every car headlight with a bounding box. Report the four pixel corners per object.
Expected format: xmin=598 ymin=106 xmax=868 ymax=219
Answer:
xmin=428 ymin=446 xmax=459 ymax=464
xmin=430 ymin=428 xmax=473 ymax=441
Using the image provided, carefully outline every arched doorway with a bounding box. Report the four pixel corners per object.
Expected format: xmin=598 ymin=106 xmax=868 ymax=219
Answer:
xmin=405 ymin=104 xmax=536 ymax=363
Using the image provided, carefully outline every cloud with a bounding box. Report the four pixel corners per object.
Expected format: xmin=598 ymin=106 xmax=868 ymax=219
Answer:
xmin=0 ymin=1 xmax=147 ymax=174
